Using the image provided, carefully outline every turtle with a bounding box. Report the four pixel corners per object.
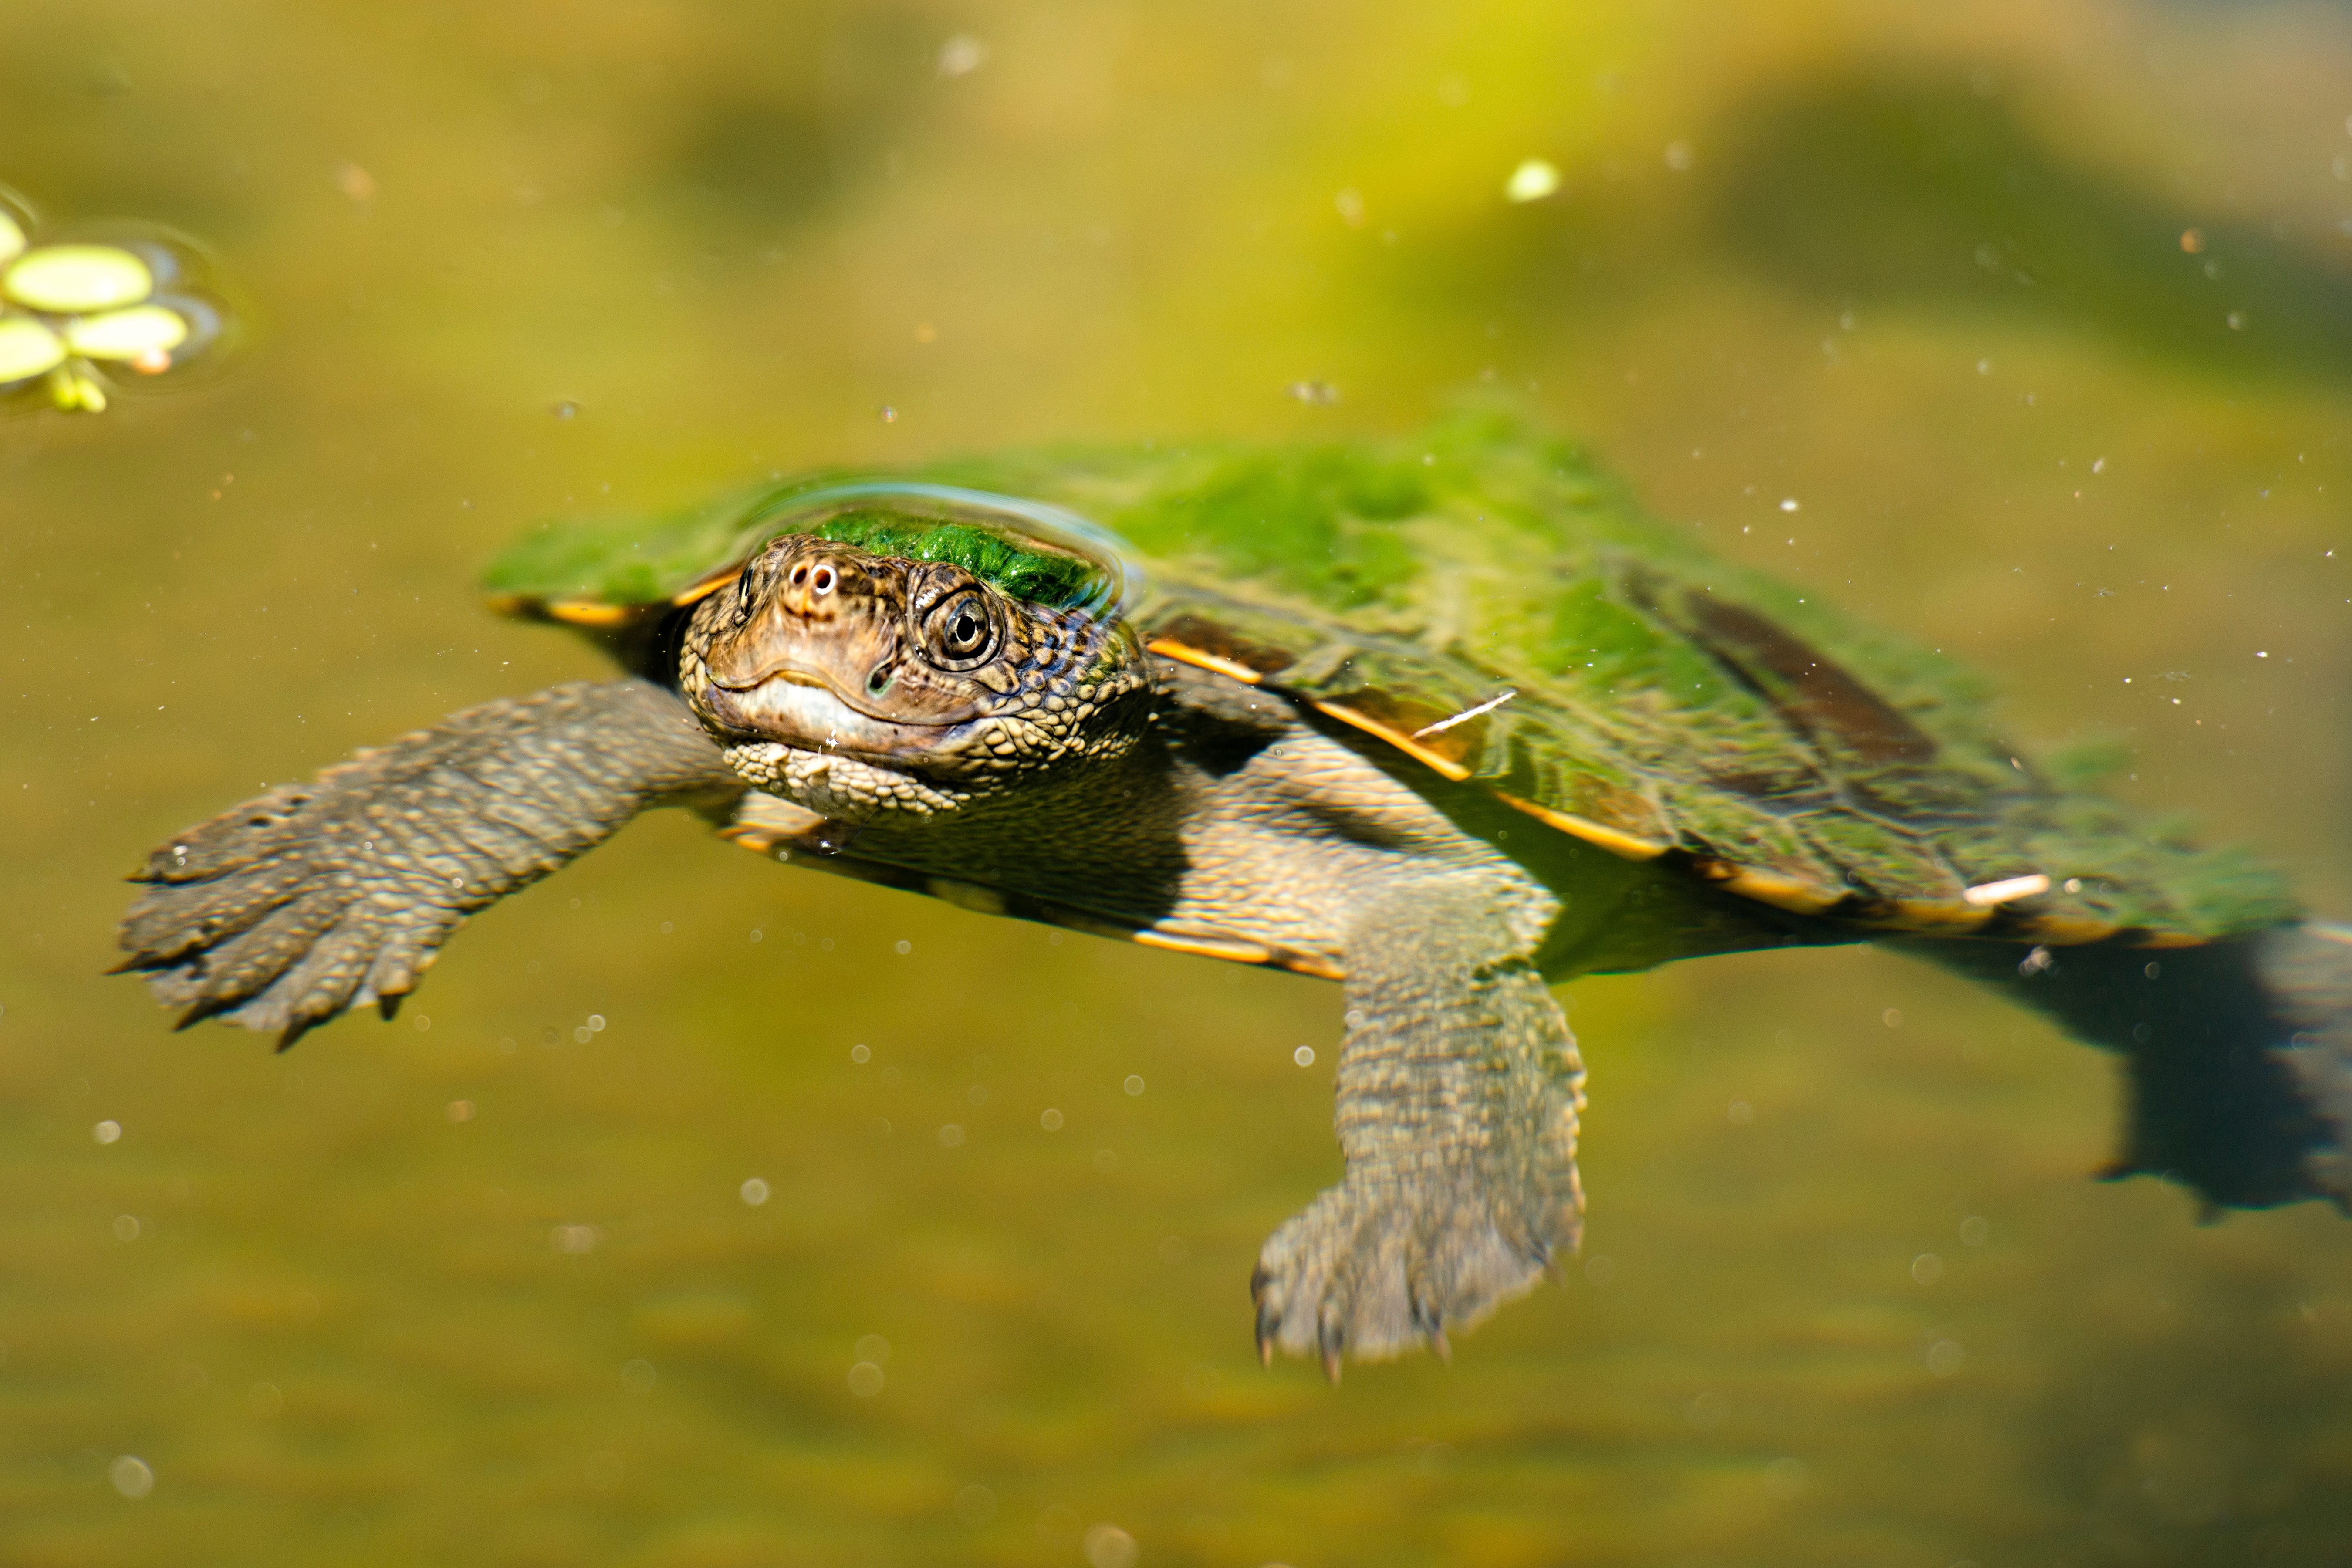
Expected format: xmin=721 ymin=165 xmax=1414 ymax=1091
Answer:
xmin=115 ymin=407 xmax=2352 ymax=1375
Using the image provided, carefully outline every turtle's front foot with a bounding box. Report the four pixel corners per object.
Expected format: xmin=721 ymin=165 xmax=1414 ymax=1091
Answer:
xmin=114 ymin=680 xmax=734 ymax=1048
xmin=1250 ymin=1162 xmax=1579 ymax=1379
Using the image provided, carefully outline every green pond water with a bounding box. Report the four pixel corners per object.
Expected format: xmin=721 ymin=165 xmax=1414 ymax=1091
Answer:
xmin=7 ymin=2 xmax=2352 ymax=1564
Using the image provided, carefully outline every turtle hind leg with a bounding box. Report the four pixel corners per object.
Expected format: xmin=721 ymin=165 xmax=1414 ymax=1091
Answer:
xmin=1910 ymin=928 xmax=2352 ymax=1213
xmin=116 ymin=679 xmax=738 ymax=1044
xmin=1251 ymin=919 xmax=1585 ymax=1377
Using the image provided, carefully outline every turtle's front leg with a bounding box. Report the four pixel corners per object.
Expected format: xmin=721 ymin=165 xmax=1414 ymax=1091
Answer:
xmin=116 ymin=679 xmax=738 ymax=1048
xmin=1251 ymin=879 xmax=1586 ymax=1377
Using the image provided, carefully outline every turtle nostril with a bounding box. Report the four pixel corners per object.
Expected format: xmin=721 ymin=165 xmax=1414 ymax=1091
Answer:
xmin=811 ymin=565 xmax=836 ymax=595
xmin=789 ymin=565 xmax=808 ymax=586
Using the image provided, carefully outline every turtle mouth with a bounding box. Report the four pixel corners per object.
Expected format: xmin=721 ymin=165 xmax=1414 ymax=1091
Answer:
xmin=701 ymin=669 xmax=974 ymax=764
xmin=707 ymin=663 xmax=987 ymax=728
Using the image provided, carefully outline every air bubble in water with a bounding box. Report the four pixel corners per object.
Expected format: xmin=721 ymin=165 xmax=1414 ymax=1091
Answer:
xmin=551 ymin=1224 xmax=600 ymax=1254
xmin=937 ymin=34 xmax=988 ymax=77
xmin=109 ymin=1456 xmax=154 ymax=1499
xmin=1082 ymin=1523 xmax=1138 ymax=1568
xmin=1503 ymin=159 xmax=1559 ymax=203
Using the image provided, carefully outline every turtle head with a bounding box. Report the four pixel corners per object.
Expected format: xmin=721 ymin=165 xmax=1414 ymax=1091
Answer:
xmin=681 ymin=530 xmax=1151 ymax=821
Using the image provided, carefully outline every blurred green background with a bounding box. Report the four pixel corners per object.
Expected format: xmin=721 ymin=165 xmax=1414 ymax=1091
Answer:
xmin=6 ymin=1 xmax=2352 ymax=1564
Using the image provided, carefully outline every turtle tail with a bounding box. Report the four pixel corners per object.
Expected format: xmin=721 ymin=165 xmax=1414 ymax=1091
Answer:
xmin=1910 ymin=926 xmax=2352 ymax=1216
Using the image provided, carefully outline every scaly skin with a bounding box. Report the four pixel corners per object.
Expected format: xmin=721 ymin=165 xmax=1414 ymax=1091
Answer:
xmin=672 ymin=536 xmax=1589 ymax=1366
xmin=679 ymin=533 xmax=1153 ymax=812
xmin=116 ymin=679 xmax=738 ymax=1048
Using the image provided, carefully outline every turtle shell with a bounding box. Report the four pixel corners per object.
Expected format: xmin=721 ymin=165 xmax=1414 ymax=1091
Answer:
xmin=482 ymin=477 xmax=1131 ymax=625
xmin=481 ymin=409 xmax=2296 ymax=950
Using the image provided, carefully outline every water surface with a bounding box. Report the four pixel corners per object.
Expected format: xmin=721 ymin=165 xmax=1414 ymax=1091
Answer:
xmin=5 ymin=3 xmax=2352 ymax=1564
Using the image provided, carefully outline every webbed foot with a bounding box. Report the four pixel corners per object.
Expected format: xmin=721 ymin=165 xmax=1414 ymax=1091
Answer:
xmin=1251 ymin=1161 xmax=1580 ymax=1378
xmin=115 ymin=680 xmax=733 ymax=1046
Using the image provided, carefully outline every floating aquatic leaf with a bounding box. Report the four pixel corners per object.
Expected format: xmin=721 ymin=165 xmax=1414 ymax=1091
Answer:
xmin=0 ymin=315 xmax=66 ymax=382
xmin=0 ymin=210 xmax=24 ymax=266
xmin=64 ymin=304 xmax=189 ymax=362
xmin=4 ymin=244 xmax=154 ymax=313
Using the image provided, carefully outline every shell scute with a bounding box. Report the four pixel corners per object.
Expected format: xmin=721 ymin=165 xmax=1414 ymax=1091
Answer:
xmin=1661 ymin=585 xmax=1939 ymax=767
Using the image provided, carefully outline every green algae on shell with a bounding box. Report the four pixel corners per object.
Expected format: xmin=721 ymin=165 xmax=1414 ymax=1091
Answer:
xmin=4 ymin=244 xmax=154 ymax=314
xmin=485 ymin=481 xmax=1135 ymax=618
xmin=0 ymin=315 xmax=66 ymax=383
xmin=760 ymin=485 xmax=1132 ymax=613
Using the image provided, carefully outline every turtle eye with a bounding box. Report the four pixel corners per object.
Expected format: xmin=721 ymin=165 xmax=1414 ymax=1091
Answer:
xmin=924 ymin=589 xmax=999 ymax=669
